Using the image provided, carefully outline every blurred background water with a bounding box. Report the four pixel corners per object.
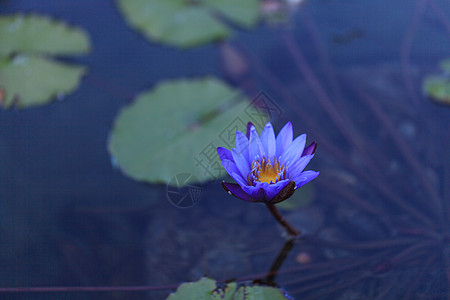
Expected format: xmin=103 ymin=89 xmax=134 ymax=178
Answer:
xmin=0 ymin=0 xmax=449 ymax=299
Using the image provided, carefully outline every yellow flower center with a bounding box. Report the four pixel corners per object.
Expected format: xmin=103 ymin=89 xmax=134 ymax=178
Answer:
xmin=249 ymin=156 xmax=286 ymax=184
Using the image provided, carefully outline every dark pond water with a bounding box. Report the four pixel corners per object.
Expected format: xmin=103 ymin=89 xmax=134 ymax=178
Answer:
xmin=1 ymin=0 xmax=450 ymax=299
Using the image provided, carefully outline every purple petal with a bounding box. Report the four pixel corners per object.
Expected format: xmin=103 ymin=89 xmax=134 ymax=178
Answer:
xmin=262 ymin=179 xmax=291 ymax=200
xmin=235 ymin=131 xmax=250 ymax=162
xmin=302 ymin=142 xmax=317 ymax=156
xmin=292 ymin=170 xmax=319 ymax=188
xmin=276 ymin=122 xmax=293 ymax=157
xmin=221 ymin=159 xmax=246 ymax=185
xmin=241 ymin=180 xmax=290 ymax=202
xmin=260 ymin=122 xmax=276 ymax=157
xmin=287 ymin=154 xmax=314 ymax=178
xmin=281 ymin=134 xmax=306 ymax=165
xmin=222 ymin=182 xmax=255 ymax=202
xmin=242 ymin=184 xmax=267 ymax=202
xmin=246 ymin=122 xmax=254 ymax=139
xmin=217 ymin=147 xmax=233 ymax=162
xmin=230 ymin=172 xmax=249 ymax=187
xmin=270 ymin=181 xmax=296 ymax=204
xmin=249 ymin=125 xmax=265 ymax=161
xmin=231 ymin=148 xmax=251 ymax=178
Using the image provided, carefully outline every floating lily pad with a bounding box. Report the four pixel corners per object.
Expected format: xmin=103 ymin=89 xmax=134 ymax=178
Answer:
xmin=0 ymin=14 xmax=90 ymax=109
xmin=423 ymin=75 xmax=450 ymax=105
xmin=166 ymin=277 xmax=290 ymax=300
xmin=108 ymin=77 xmax=265 ymax=186
xmin=0 ymin=14 xmax=90 ymax=56
xmin=167 ymin=277 xmax=236 ymax=300
xmin=0 ymin=55 xmax=86 ymax=108
xmin=205 ymin=0 xmax=260 ymax=28
xmin=116 ymin=0 xmax=260 ymax=48
xmin=233 ymin=285 xmax=291 ymax=300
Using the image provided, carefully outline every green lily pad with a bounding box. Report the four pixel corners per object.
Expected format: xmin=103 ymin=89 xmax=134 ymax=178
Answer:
xmin=0 ymin=14 xmax=90 ymax=109
xmin=0 ymin=55 xmax=86 ymax=108
xmin=423 ymin=75 xmax=450 ymax=105
xmin=233 ymin=285 xmax=291 ymax=300
xmin=108 ymin=77 xmax=265 ymax=186
xmin=205 ymin=0 xmax=261 ymax=28
xmin=166 ymin=277 xmax=237 ymax=300
xmin=0 ymin=14 xmax=90 ymax=56
xmin=116 ymin=0 xmax=260 ymax=48
xmin=166 ymin=277 xmax=290 ymax=300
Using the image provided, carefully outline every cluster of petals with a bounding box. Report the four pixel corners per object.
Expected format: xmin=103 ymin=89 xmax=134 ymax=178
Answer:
xmin=217 ymin=121 xmax=319 ymax=203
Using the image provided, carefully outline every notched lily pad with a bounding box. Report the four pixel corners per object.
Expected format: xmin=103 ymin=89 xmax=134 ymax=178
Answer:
xmin=108 ymin=77 xmax=266 ymax=186
xmin=116 ymin=0 xmax=260 ymax=48
xmin=0 ymin=14 xmax=90 ymax=109
xmin=166 ymin=277 xmax=290 ymax=300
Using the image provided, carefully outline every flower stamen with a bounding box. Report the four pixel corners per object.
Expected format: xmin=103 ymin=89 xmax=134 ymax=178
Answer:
xmin=249 ymin=156 xmax=286 ymax=185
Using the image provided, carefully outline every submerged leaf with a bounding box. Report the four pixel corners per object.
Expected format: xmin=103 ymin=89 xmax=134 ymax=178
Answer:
xmin=116 ymin=0 xmax=259 ymax=48
xmin=0 ymin=14 xmax=90 ymax=109
xmin=108 ymin=77 xmax=265 ymax=186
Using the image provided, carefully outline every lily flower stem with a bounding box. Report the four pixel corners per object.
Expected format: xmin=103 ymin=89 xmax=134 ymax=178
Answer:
xmin=265 ymin=203 xmax=301 ymax=237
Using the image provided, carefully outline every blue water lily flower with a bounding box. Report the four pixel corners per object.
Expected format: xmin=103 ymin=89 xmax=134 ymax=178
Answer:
xmin=217 ymin=122 xmax=319 ymax=204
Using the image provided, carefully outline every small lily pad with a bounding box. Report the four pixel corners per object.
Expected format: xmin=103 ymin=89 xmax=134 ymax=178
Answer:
xmin=233 ymin=285 xmax=291 ymax=300
xmin=108 ymin=77 xmax=265 ymax=186
xmin=166 ymin=277 xmax=291 ymax=300
xmin=0 ymin=14 xmax=90 ymax=109
xmin=116 ymin=0 xmax=260 ymax=48
xmin=423 ymin=75 xmax=450 ymax=105
xmin=166 ymin=277 xmax=236 ymax=300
